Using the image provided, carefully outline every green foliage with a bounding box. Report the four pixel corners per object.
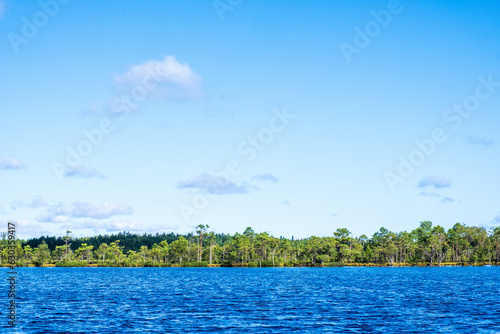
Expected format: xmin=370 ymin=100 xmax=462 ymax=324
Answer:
xmin=55 ymin=261 xmax=88 ymax=267
xmin=259 ymin=260 xmax=275 ymax=267
xmin=32 ymin=241 xmax=51 ymax=266
xmin=6 ymin=222 xmax=500 ymax=267
xmin=182 ymin=261 xmax=208 ymax=267
xmin=144 ymin=261 xmax=161 ymax=267
xmin=325 ymin=262 xmax=345 ymax=267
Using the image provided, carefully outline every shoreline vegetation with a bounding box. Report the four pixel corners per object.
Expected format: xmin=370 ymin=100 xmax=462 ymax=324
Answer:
xmin=6 ymin=262 xmax=499 ymax=268
xmin=3 ymin=221 xmax=500 ymax=268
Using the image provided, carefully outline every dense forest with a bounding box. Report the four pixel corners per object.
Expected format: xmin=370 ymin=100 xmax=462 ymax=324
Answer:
xmin=3 ymin=221 xmax=500 ymax=267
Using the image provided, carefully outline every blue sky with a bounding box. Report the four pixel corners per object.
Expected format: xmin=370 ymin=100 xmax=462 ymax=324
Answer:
xmin=1 ymin=0 xmax=500 ymax=239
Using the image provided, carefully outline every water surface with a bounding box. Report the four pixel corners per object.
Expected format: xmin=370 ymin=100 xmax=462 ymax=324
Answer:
xmin=1 ymin=267 xmax=499 ymax=333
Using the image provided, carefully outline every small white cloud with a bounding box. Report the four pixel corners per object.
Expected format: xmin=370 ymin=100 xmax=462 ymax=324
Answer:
xmin=38 ymin=201 xmax=133 ymax=223
xmin=177 ymin=173 xmax=250 ymax=195
xmin=0 ymin=157 xmax=25 ymax=170
xmin=114 ymin=55 xmax=202 ymax=101
xmin=417 ymin=176 xmax=451 ymax=189
xmin=252 ymin=173 xmax=279 ymax=183
xmin=64 ymin=166 xmax=106 ymax=179
xmin=29 ymin=196 xmax=47 ymax=209
xmin=31 ymin=196 xmax=48 ymax=208
xmin=81 ymin=219 xmax=144 ymax=232
xmin=7 ymin=220 xmax=52 ymax=239
xmin=418 ymin=192 xmax=441 ymax=197
xmin=79 ymin=219 xmax=177 ymax=234
xmin=464 ymin=135 xmax=493 ymax=147
xmin=282 ymin=200 xmax=290 ymax=205
xmin=11 ymin=196 xmax=49 ymax=210
xmin=441 ymin=197 xmax=459 ymax=203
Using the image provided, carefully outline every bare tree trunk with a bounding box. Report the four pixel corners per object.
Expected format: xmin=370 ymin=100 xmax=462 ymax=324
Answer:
xmin=437 ymin=250 xmax=447 ymax=266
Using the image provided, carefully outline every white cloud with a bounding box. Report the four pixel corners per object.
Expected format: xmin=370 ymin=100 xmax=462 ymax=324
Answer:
xmin=7 ymin=220 xmax=52 ymax=239
xmin=418 ymin=191 xmax=459 ymax=204
xmin=418 ymin=192 xmax=441 ymax=197
xmin=82 ymin=219 xmax=145 ymax=232
xmin=30 ymin=196 xmax=48 ymax=208
xmin=481 ymin=212 xmax=500 ymax=230
xmin=64 ymin=166 xmax=106 ymax=179
xmin=464 ymin=135 xmax=493 ymax=147
xmin=79 ymin=219 xmax=177 ymax=234
xmin=114 ymin=55 xmax=202 ymax=98
xmin=417 ymin=176 xmax=452 ymax=189
xmin=441 ymin=197 xmax=459 ymax=203
xmin=12 ymin=196 xmax=48 ymax=210
xmin=87 ymin=56 xmax=203 ymax=116
xmin=252 ymin=173 xmax=279 ymax=183
xmin=38 ymin=201 xmax=133 ymax=223
xmin=177 ymin=173 xmax=250 ymax=194
xmin=0 ymin=157 xmax=25 ymax=170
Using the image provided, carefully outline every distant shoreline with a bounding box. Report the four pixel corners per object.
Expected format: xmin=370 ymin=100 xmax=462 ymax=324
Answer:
xmin=9 ymin=222 xmax=500 ymax=269
xmin=4 ymin=262 xmax=499 ymax=268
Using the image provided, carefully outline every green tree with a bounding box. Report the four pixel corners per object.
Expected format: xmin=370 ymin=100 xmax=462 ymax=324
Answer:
xmin=279 ymin=238 xmax=292 ymax=264
xmin=140 ymin=245 xmax=149 ymax=262
xmin=334 ymin=228 xmax=355 ymax=263
xmin=33 ymin=241 xmax=51 ymax=266
xmin=208 ymin=232 xmax=215 ymax=265
xmin=75 ymin=243 xmax=94 ymax=262
xmin=62 ymin=230 xmax=72 ymax=260
xmin=372 ymin=227 xmax=398 ymax=266
xmin=233 ymin=232 xmax=251 ymax=264
xmin=108 ymin=240 xmax=124 ymax=265
xmin=255 ymin=232 xmax=270 ymax=262
xmin=304 ymin=236 xmax=322 ymax=265
xmin=415 ymin=222 xmax=448 ymax=266
xmin=127 ymin=250 xmax=139 ymax=264
xmin=151 ymin=243 xmax=162 ymax=262
xmin=52 ymin=245 xmax=67 ymax=261
xmin=491 ymin=227 xmax=500 ymax=264
xmin=196 ymin=224 xmax=209 ymax=261
xmin=170 ymin=236 xmax=189 ymax=264
xmin=23 ymin=245 xmax=33 ymax=263
xmin=159 ymin=240 xmax=169 ymax=263
xmin=96 ymin=243 xmax=109 ymax=263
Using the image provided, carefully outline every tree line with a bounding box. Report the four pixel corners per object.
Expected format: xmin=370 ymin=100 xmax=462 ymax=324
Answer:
xmin=2 ymin=222 xmax=500 ymax=267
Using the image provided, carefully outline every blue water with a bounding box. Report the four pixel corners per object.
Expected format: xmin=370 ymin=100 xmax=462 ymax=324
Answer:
xmin=1 ymin=267 xmax=499 ymax=333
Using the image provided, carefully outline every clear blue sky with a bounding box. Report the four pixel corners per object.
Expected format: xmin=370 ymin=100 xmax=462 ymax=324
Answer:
xmin=1 ymin=0 xmax=500 ymax=239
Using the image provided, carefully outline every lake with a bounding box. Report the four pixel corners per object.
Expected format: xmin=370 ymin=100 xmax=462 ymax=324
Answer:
xmin=1 ymin=267 xmax=499 ymax=333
